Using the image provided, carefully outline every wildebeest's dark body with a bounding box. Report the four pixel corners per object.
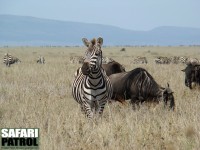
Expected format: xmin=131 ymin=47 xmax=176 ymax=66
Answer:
xmin=109 ymin=68 xmax=175 ymax=110
xmin=182 ymin=64 xmax=200 ymax=89
xmin=102 ymin=61 xmax=125 ymax=76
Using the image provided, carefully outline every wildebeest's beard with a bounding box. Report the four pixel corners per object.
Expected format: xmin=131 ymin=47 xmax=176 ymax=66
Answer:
xmin=185 ymin=70 xmax=194 ymax=89
xmin=182 ymin=64 xmax=197 ymax=89
xmin=185 ymin=78 xmax=191 ymax=88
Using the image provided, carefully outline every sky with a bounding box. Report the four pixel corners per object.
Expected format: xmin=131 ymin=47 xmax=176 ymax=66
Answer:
xmin=0 ymin=0 xmax=200 ymax=31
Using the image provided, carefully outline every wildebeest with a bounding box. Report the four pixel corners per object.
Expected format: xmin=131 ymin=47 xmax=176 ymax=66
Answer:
xmin=109 ymin=68 xmax=175 ymax=110
xmin=181 ymin=64 xmax=200 ymax=89
xmin=102 ymin=61 xmax=125 ymax=76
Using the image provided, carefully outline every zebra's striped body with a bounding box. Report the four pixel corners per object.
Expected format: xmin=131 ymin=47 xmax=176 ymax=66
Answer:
xmin=178 ymin=56 xmax=188 ymax=64
xmin=37 ymin=56 xmax=45 ymax=64
xmin=3 ymin=53 xmax=21 ymax=67
xmin=170 ymin=56 xmax=180 ymax=64
xmin=170 ymin=56 xmax=188 ymax=64
xmin=72 ymin=37 xmax=113 ymax=119
xmin=154 ymin=56 xmax=171 ymax=64
xmin=131 ymin=56 xmax=148 ymax=64
xmin=155 ymin=56 xmax=188 ymax=64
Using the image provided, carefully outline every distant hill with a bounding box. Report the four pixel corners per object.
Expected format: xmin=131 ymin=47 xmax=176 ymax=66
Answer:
xmin=0 ymin=14 xmax=200 ymax=46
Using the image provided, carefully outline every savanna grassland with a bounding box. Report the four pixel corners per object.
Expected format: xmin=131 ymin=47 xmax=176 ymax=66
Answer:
xmin=0 ymin=46 xmax=200 ymax=150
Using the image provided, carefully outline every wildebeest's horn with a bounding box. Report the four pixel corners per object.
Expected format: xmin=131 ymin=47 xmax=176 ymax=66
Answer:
xmin=167 ymin=83 xmax=169 ymax=88
xmin=181 ymin=69 xmax=185 ymax=72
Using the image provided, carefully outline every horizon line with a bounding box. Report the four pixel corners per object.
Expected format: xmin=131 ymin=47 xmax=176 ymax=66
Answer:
xmin=1 ymin=13 xmax=200 ymax=31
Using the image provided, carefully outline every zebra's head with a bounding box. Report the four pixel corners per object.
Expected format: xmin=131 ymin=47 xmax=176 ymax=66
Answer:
xmin=4 ymin=53 xmax=9 ymax=57
xmin=81 ymin=37 xmax=103 ymax=75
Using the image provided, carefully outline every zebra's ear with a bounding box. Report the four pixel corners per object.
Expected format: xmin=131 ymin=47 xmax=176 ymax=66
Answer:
xmin=82 ymin=38 xmax=90 ymax=47
xmin=97 ymin=37 xmax=103 ymax=46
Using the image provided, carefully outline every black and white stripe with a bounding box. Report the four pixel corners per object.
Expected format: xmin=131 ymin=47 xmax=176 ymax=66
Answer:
xmin=72 ymin=37 xmax=113 ymax=119
xmin=3 ymin=53 xmax=21 ymax=67
xmin=154 ymin=56 xmax=171 ymax=64
xmin=170 ymin=56 xmax=188 ymax=64
xmin=179 ymin=56 xmax=188 ymax=64
xmin=131 ymin=56 xmax=148 ymax=64
xmin=37 ymin=56 xmax=45 ymax=64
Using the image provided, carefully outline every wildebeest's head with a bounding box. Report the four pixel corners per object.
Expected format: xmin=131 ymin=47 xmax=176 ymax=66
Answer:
xmin=81 ymin=37 xmax=103 ymax=75
xmin=162 ymin=83 xmax=175 ymax=110
xmin=102 ymin=61 xmax=125 ymax=76
xmin=181 ymin=64 xmax=197 ymax=89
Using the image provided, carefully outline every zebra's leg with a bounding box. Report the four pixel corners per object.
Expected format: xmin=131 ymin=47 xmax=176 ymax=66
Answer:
xmin=84 ymin=103 xmax=94 ymax=119
xmin=96 ymin=98 xmax=107 ymax=117
xmin=6 ymin=62 xmax=10 ymax=67
xmin=80 ymin=104 xmax=85 ymax=113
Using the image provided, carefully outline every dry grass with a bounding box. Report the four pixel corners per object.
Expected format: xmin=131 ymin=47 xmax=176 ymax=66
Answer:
xmin=0 ymin=46 xmax=200 ymax=150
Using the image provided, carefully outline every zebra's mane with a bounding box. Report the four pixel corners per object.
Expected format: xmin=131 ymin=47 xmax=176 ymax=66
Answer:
xmin=91 ymin=38 xmax=96 ymax=45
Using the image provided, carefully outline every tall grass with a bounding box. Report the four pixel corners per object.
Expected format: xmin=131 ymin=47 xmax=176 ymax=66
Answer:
xmin=0 ymin=46 xmax=200 ymax=150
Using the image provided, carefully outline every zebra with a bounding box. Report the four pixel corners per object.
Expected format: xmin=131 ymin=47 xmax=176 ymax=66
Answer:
xmin=170 ymin=56 xmax=188 ymax=64
xmin=131 ymin=56 xmax=148 ymax=64
xmin=170 ymin=56 xmax=180 ymax=64
xmin=3 ymin=53 xmax=21 ymax=67
xmin=179 ymin=56 xmax=188 ymax=64
xmin=72 ymin=37 xmax=113 ymax=119
xmin=154 ymin=56 xmax=171 ymax=64
xmin=37 ymin=56 xmax=45 ymax=64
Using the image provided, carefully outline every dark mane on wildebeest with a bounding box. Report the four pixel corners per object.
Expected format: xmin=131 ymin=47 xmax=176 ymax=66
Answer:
xmin=181 ymin=64 xmax=200 ymax=89
xmin=109 ymin=68 xmax=175 ymax=110
xmin=102 ymin=61 xmax=125 ymax=76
